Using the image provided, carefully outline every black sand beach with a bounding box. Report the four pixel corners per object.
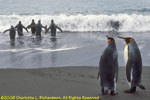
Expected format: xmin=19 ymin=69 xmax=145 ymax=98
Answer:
xmin=0 ymin=67 xmax=149 ymax=100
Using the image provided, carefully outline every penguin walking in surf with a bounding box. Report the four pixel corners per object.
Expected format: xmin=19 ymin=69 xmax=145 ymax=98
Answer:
xmin=118 ymin=37 xmax=145 ymax=93
xmin=97 ymin=36 xmax=118 ymax=95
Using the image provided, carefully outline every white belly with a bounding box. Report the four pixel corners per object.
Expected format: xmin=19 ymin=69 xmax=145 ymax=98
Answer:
xmin=124 ymin=45 xmax=131 ymax=86
xmin=124 ymin=44 xmax=129 ymax=65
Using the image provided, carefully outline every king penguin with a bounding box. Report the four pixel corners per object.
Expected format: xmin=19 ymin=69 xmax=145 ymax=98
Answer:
xmin=119 ymin=37 xmax=146 ymax=93
xmin=97 ymin=35 xmax=118 ymax=95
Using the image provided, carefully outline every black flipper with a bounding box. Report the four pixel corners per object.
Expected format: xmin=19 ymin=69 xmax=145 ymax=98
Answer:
xmin=126 ymin=59 xmax=133 ymax=82
xmin=114 ymin=56 xmax=119 ymax=82
xmin=101 ymin=87 xmax=104 ymax=95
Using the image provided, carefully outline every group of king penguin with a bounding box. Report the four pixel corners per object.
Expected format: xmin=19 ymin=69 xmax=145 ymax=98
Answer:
xmin=97 ymin=35 xmax=146 ymax=95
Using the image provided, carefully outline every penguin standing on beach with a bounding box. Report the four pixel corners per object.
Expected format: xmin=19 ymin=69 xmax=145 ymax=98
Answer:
xmin=97 ymin=36 xmax=118 ymax=95
xmin=118 ymin=37 xmax=145 ymax=93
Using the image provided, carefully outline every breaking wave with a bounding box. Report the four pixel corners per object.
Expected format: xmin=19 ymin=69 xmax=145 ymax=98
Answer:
xmin=1 ymin=13 xmax=150 ymax=32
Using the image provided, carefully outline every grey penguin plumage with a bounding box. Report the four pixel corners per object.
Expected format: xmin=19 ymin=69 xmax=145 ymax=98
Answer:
xmin=97 ymin=36 xmax=118 ymax=95
xmin=119 ymin=37 xmax=145 ymax=93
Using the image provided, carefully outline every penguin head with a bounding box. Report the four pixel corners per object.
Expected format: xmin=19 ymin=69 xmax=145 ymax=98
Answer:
xmin=38 ymin=20 xmax=41 ymax=23
xmin=106 ymin=35 xmax=115 ymax=44
xmin=118 ymin=37 xmax=134 ymax=44
xmin=32 ymin=19 xmax=35 ymax=23
xmin=11 ymin=25 xmax=14 ymax=28
xmin=19 ymin=21 xmax=21 ymax=24
xmin=51 ymin=19 xmax=54 ymax=24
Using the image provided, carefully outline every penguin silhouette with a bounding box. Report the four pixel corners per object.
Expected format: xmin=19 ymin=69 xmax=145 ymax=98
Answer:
xmin=118 ymin=37 xmax=145 ymax=93
xmin=97 ymin=35 xmax=118 ymax=95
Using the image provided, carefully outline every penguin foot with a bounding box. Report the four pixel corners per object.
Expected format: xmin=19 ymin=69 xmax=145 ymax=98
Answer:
xmin=124 ymin=89 xmax=136 ymax=93
xmin=102 ymin=92 xmax=108 ymax=95
xmin=110 ymin=91 xmax=118 ymax=96
xmin=101 ymin=88 xmax=104 ymax=95
xmin=102 ymin=91 xmax=108 ymax=95
xmin=101 ymin=89 xmax=108 ymax=95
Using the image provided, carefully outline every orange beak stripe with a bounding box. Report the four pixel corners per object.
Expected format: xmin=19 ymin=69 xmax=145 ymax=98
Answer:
xmin=122 ymin=38 xmax=126 ymax=41
xmin=108 ymin=39 xmax=111 ymax=43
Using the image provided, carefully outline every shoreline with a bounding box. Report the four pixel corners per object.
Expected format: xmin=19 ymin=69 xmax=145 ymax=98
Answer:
xmin=1 ymin=32 xmax=150 ymax=68
xmin=0 ymin=67 xmax=149 ymax=100
xmin=0 ymin=65 xmax=149 ymax=69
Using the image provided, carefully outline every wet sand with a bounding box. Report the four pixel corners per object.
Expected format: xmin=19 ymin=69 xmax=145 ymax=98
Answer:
xmin=1 ymin=32 xmax=150 ymax=68
xmin=0 ymin=67 xmax=149 ymax=100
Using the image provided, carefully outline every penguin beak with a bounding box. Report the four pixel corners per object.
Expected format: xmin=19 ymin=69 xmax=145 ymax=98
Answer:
xmin=118 ymin=36 xmax=126 ymax=41
xmin=106 ymin=35 xmax=109 ymax=38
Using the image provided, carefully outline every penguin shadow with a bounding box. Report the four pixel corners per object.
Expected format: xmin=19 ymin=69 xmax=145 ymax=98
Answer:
xmin=17 ymin=37 xmax=25 ymax=46
xmin=33 ymin=36 xmax=42 ymax=45
xmin=10 ymin=43 xmax=15 ymax=48
xmin=9 ymin=39 xmax=15 ymax=47
xmin=10 ymin=42 xmax=15 ymax=47
xmin=50 ymin=37 xmax=57 ymax=42
xmin=50 ymin=38 xmax=57 ymax=49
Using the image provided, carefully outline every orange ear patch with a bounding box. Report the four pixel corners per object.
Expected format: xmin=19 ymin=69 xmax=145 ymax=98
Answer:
xmin=108 ymin=39 xmax=111 ymax=43
xmin=129 ymin=38 xmax=133 ymax=42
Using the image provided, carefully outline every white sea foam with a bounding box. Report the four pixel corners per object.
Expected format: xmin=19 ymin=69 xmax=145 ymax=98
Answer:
xmin=1 ymin=14 xmax=150 ymax=32
xmin=0 ymin=47 xmax=79 ymax=52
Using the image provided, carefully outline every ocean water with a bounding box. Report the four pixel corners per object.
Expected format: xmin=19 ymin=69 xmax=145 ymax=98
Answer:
xmin=1 ymin=0 xmax=150 ymax=32
xmin=0 ymin=0 xmax=150 ymax=68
